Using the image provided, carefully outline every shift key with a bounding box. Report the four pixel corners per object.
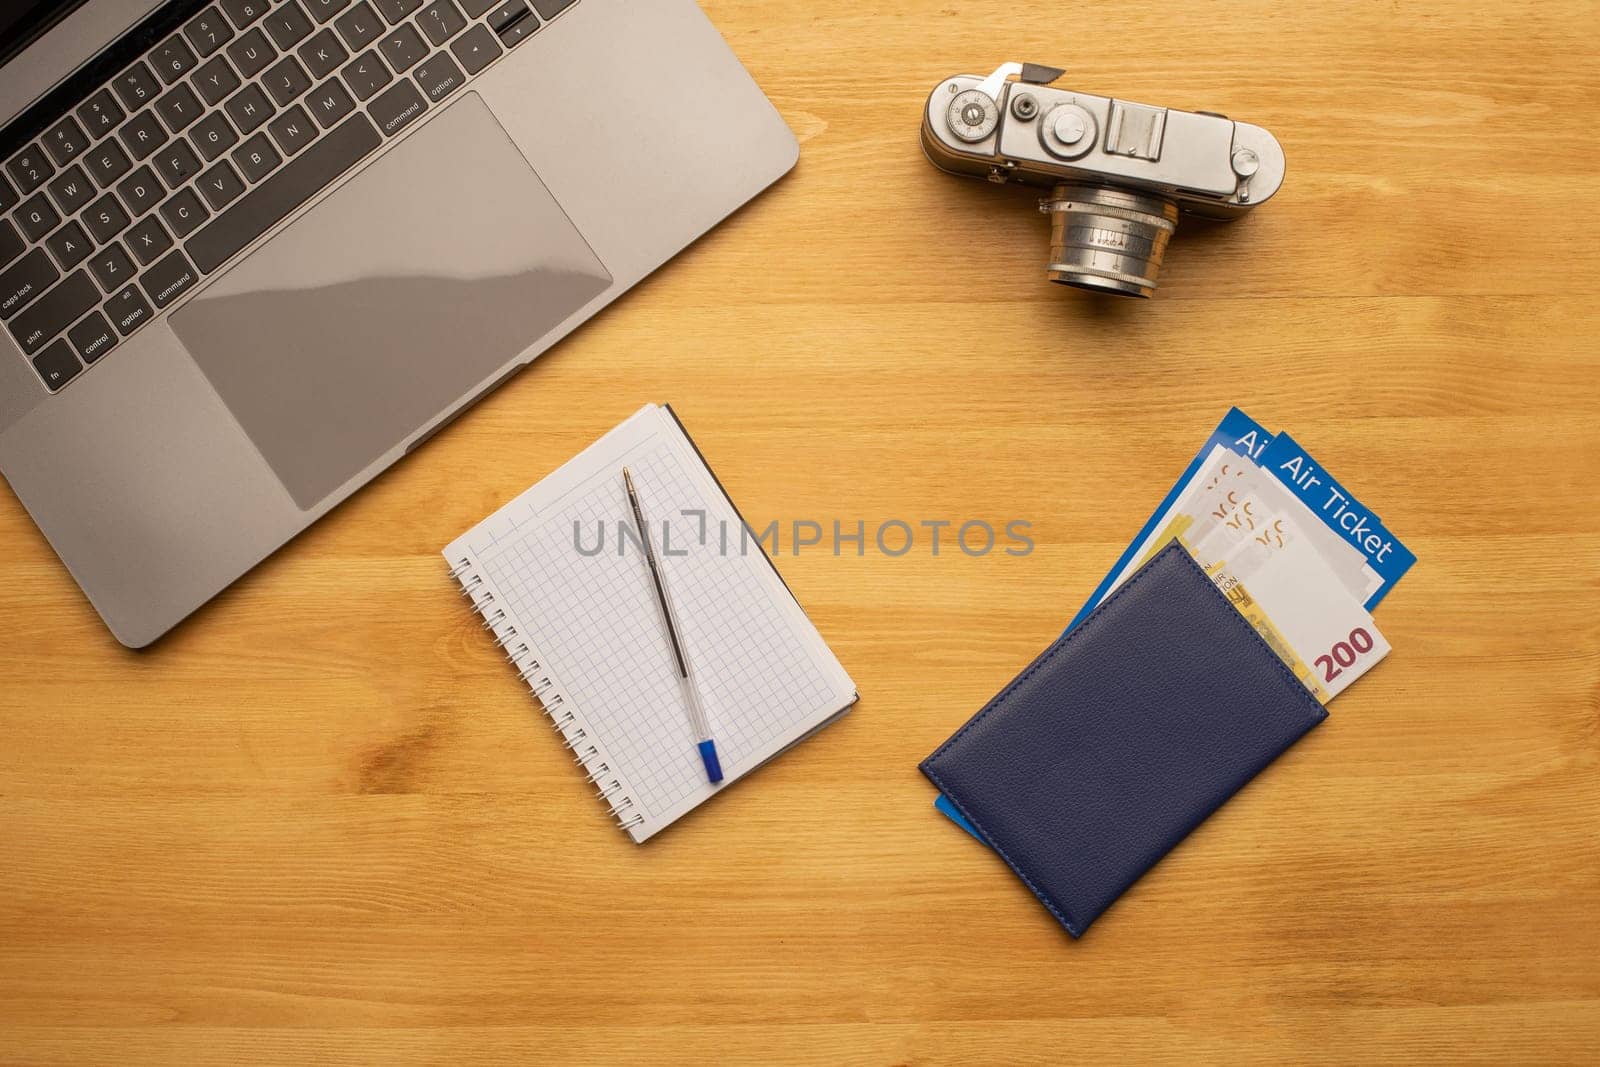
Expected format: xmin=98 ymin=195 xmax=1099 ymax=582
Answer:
xmin=8 ymin=270 xmax=98 ymax=354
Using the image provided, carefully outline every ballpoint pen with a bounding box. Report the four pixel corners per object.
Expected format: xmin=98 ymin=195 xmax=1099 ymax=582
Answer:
xmin=622 ymin=466 xmax=723 ymax=784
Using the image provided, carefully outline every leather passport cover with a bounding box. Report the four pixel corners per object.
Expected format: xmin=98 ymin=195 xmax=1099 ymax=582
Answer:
xmin=920 ymin=541 xmax=1328 ymax=937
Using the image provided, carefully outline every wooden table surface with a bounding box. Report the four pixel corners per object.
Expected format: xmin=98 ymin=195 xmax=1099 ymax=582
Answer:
xmin=4 ymin=2 xmax=1598 ymax=1063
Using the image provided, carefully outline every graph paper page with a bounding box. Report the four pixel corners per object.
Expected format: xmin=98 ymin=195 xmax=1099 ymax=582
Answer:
xmin=444 ymin=405 xmax=856 ymax=841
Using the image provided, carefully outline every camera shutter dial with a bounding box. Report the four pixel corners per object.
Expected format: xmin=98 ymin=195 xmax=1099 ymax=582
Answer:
xmin=946 ymin=89 xmax=1000 ymax=143
xmin=1040 ymin=103 xmax=1097 ymax=160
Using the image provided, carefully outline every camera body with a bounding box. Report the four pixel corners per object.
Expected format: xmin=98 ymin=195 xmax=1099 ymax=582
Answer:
xmin=922 ymin=63 xmax=1285 ymax=297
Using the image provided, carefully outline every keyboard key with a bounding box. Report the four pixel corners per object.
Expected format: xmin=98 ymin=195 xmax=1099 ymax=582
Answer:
xmin=305 ymin=79 xmax=355 ymax=127
xmin=531 ymin=0 xmax=575 ymax=17
xmin=113 ymin=62 xmax=162 ymax=110
xmin=160 ymin=188 xmax=210 ymax=237
xmin=335 ymin=1 xmax=384 ymax=49
xmin=193 ymin=53 xmax=242 ymax=106
xmin=220 ymin=0 xmax=270 ymax=30
xmin=268 ymin=106 xmax=316 ymax=156
xmin=184 ymin=6 xmax=236 ymax=56
xmin=77 ymin=89 xmax=127 ymax=140
xmin=105 ymin=283 xmax=153 ymax=336
xmin=197 ymin=160 xmax=246 ymax=210
xmin=418 ymin=0 xmax=466 ymax=46
xmin=299 ymin=28 xmax=349 ymax=79
xmin=413 ymin=52 xmax=464 ymax=103
xmin=44 ymin=220 xmax=92 ymax=270
xmin=190 ymin=111 xmax=240 ymax=161
xmin=141 ymin=249 xmax=200 ymax=308
xmin=85 ymin=139 xmax=132 ymax=187
xmin=7 ymin=146 xmax=54 ymax=194
xmin=341 ymin=50 xmax=391 ymax=100
xmin=0 ymin=219 xmax=22 ymax=266
xmin=263 ymin=56 xmax=312 ymax=106
xmin=15 ymin=193 xmax=60 ymax=242
xmin=460 ymin=0 xmax=497 ymax=13
xmin=43 ymin=116 xmax=89 ymax=166
xmin=47 ymin=165 xmax=94 ymax=214
xmin=225 ymin=84 xmax=276 ymax=133
xmin=8 ymin=269 xmax=98 ymax=354
xmin=156 ymin=82 xmax=204 ymax=132
xmin=188 ymin=113 xmax=378 ymax=273
xmin=264 ymin=2 xmax=315 ymax=50
xmin=449 ymin=24 xmax=500 ymax=75
xmin=31 ymin=337 xmax=81 ymax=391
xmin=496 ymin=9 xmax=540 ymax=47
xmin=488 ymin=2 xmax=531 ymax=37
xmin=154 ymin=140 xmax=202 ymax=188
xmin=125 ymin=215 xmax=173 ymax=265
xmin=152 ymin=35 xmax=199 ymax=84
xmin=306 ymin=0 xmax=353 ymax=23
xmin=232 ymin=132 xmax=282 ymax=182
xmin=89 ymin=244 xmax=135 ymax=292
xmin=68 ymin=310 xmax=116 ymax=363
xmin=379 ymin=23 xmax=427 ymax=72
xmin=374 ymin=0 xmax=423 ymax=23
xmin=369 ymin=79 xmax=427 ymax=137
xmin=117 ymin=166 xmax=165 ymax=217
xmin=119 ymin=110 xmax=170 ymax=161
xmin=0 ymin=173 xmax=16 ymax=213
xmin=0 ymin=248 xmax=59 ymax=318
xmin=84 ymin=193 xmax=131 ymax=244
xmin=227 ymin=27 xmax=278 ymax=78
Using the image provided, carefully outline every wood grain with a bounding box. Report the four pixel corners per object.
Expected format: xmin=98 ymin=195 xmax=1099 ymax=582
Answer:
xmin=3 ymin=1 xmax=1598 ymax=1063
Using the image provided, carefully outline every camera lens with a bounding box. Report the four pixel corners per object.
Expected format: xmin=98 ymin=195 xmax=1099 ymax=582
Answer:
xmin=1041 ymin=184 xmax=1180 ymax=298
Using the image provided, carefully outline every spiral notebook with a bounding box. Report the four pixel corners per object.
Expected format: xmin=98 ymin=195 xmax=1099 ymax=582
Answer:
xmin=445 ymin=404 xmax=857 ymax=842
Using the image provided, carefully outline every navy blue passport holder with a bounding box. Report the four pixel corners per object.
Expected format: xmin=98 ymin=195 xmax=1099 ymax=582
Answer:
xmin=920 ymin=541 xmax=1328 ymax=937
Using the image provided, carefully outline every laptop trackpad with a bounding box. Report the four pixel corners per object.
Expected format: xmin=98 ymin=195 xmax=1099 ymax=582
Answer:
xmin=170 ymin=93 xmax=612 ymax=510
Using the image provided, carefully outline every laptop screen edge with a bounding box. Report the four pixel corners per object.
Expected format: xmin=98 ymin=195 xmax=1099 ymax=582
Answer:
xmin=0 ymin=0 xmax=163 ymax=130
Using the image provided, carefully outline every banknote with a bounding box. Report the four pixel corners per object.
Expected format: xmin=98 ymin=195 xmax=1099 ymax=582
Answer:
xmin=1104 ymin=444 xmax=1254 ymax=593
xmin=1183 ymin=519 xmax=1391 ymax=703
xmin=1106 ymin=446 xmax=1383 ymax=614
xmin=1070 ymin=407 xmax=1276 ymax=634
xmin=1188 ymin=463 xmax=1381 ymax=605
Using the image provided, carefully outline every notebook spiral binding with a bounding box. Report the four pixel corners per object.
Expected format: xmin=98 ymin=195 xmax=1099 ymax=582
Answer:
xmin=449 ymin=557 xmax=646 ymax=835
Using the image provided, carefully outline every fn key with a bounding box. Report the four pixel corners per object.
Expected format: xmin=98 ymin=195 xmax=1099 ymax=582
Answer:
xmin=32 ymin=337 xmax=81 ymax=392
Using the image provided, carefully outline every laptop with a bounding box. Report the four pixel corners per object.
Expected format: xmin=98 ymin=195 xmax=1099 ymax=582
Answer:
xmin=0 ymin=0 xmax=798 ymax=647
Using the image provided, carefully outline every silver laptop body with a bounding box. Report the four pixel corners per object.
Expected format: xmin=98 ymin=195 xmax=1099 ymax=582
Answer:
xmin=0 ymin=0 xmax=797 ymax=647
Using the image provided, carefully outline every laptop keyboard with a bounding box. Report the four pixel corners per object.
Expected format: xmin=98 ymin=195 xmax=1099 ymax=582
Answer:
xmin=1 ymin=0 xmax=579 ymax=394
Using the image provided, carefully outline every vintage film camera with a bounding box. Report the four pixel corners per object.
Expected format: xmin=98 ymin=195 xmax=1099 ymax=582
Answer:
xmin=922 ymin=63 xmax=1285 ymax=297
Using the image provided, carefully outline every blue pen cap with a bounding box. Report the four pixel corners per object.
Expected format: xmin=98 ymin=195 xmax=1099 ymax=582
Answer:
xmin=698 ymin=740 xmax=724 ymax=784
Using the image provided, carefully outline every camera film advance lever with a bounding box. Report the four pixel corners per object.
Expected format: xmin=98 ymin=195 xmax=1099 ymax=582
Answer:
xmin=922 ymin=62 xmax=1286 ymax=297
